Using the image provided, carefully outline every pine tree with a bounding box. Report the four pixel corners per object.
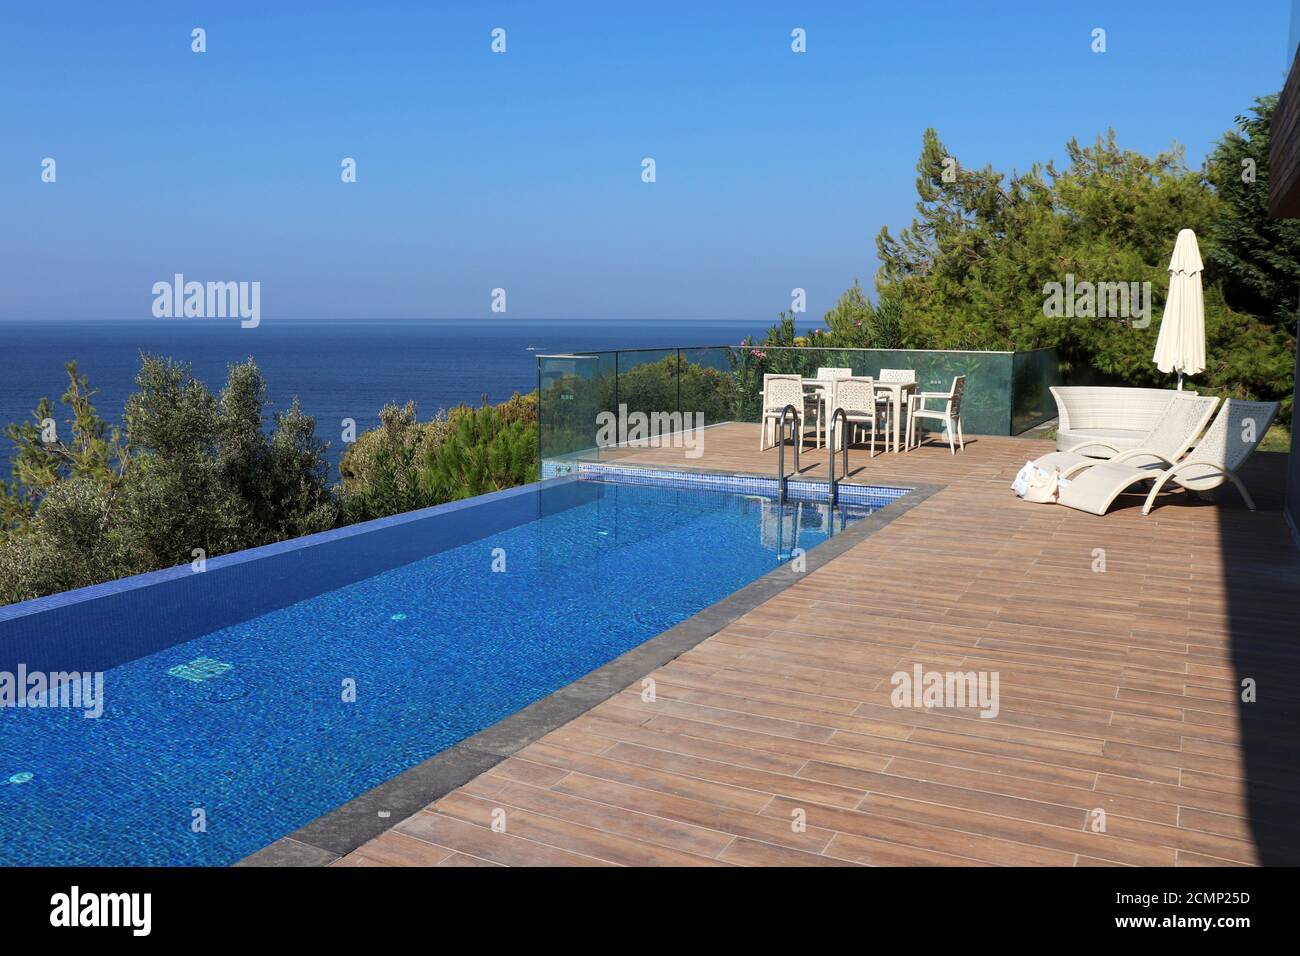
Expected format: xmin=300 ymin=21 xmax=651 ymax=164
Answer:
xmin=1 ymin=362 xmax=126 ymax=533
xmin=1205 ymin=94 xmax=1300 ymax=328
xmin=423 ymin=405 xmax=538 ymax=500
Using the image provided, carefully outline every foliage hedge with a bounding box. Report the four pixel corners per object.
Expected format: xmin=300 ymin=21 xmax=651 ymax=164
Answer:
xmin=0 ymin=361 xmax=537 ymax=606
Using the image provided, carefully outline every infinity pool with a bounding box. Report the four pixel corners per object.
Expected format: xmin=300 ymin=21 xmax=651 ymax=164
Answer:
xmin=0 ymin=474 xmax=904 ymax=865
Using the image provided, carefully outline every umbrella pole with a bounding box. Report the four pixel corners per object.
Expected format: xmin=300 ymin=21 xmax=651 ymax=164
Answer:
xmin=1176 ymin=372 xmax=1183 ymax=391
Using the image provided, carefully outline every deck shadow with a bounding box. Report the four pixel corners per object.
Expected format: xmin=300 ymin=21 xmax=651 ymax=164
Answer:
xmin=1216 ymin=452 xmax=1300 ymax=865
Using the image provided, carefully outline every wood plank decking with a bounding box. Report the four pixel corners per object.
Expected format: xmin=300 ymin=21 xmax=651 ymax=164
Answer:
xmin=336 ymin=425 xmax=1300 ymax=867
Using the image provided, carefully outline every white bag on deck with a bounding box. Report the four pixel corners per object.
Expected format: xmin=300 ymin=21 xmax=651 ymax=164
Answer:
xmin=1012 ymin=461 xmax=1070 ymax=504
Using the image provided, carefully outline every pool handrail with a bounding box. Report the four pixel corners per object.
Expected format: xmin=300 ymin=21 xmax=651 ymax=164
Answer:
xmin=776 ymin=404 xmax=800 ymax=502
xmin=827 ymin=406 xmax=849 ymax=506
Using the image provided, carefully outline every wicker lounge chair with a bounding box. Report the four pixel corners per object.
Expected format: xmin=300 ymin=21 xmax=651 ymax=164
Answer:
xmin=1031 ymin=391 xmax=1219 ymax=479
xmin=1055 ymin=399 xmax=1279 ymax=516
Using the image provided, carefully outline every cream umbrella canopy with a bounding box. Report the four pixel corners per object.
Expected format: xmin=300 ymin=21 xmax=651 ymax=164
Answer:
xmin=1152 ymin=228 xmax=1206 ymax=390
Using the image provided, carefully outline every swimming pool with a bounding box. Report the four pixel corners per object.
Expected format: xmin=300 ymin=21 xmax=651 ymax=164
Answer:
xmin=0 ymin=472 xmax=906 ymax=865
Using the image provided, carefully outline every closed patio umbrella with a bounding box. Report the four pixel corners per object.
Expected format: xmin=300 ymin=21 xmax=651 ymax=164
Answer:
xmin=1152 ymin=228 xmax=1206 ymax=390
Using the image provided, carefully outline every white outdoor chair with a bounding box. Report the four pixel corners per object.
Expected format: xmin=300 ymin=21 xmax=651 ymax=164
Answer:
xmin=1056 ymin=399 xmax=1279 ymax=515
xmin=830 ymin=376 xmax=882 ymax=457
xmin=1031 ymin=392 xmax=1219 ymax=479
xmin=907 ymin=375 xmax=966 ymax=454
xmin=760 ymin=374 xmax=806 ymax=450
xmin=808 ymin=368 xmax=852 ymax=447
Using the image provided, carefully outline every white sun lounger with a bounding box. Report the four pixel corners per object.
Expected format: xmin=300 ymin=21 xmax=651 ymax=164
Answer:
xmin=1055 ymin=399 xmax=1280 ymax=516
xmin=1031 ymin=391 xmax=1219 ymax=480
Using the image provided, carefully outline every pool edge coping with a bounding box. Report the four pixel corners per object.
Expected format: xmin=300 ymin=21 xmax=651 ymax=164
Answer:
xmin=237 ymin=472 xmax=944 ymax=868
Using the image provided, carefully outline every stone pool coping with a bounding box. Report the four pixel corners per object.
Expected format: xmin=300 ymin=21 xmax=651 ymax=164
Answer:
xmin=237 ymin=470 xmax=942 ymax=867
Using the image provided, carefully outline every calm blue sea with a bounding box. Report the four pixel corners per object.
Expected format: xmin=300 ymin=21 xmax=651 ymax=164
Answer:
xmin=2 ymin=318 xmax=813 ymax=476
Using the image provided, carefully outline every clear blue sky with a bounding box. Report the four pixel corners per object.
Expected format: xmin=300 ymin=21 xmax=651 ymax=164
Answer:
xmin=0 ymin=0 xmax=1292 ymax=322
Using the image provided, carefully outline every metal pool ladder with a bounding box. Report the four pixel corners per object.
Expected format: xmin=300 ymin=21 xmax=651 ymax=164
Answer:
xmin=827 ymin=406 xmax=848 ymax=506
xmin=776 ymin=404 xmax=800 ymax=502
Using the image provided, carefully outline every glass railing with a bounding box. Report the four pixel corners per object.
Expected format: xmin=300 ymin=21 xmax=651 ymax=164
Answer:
xmin=538 ymin=345 xmax=1062 ymax=473
xmin=1011 ymin=347 xmax=1062 ymax=436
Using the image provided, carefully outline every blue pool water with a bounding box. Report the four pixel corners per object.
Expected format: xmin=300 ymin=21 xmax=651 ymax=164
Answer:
xmin=0 ymin=476 xmax=895 ymax=866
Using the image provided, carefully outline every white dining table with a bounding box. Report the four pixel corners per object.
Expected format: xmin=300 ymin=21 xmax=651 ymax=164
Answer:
xmin=872 ymin=380 xmax=918 ymax=453
xmin=799 ymin=378 xmax=917 ymax=452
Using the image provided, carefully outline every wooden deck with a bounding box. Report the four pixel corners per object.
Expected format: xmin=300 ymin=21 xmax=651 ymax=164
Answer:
xmin=337 ymin=424 xmax=1300 ymax=867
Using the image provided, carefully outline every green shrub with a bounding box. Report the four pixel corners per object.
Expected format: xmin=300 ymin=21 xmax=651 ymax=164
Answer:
xmin=0 ymin=478 xmax=137 ymax=605
xmin=0 ymin=356 xmax=337 ymax=605
xmin=423 ymin=404 xmax=539 ymax=501
xmin=338 ymin=402 xmax=450 ymax=522
xmin=339 ymin=393 xmax=539 ymax=521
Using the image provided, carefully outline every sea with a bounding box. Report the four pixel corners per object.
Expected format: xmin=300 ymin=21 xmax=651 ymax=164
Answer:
xmin=1 ymin=318 xmax=816 ymax=476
